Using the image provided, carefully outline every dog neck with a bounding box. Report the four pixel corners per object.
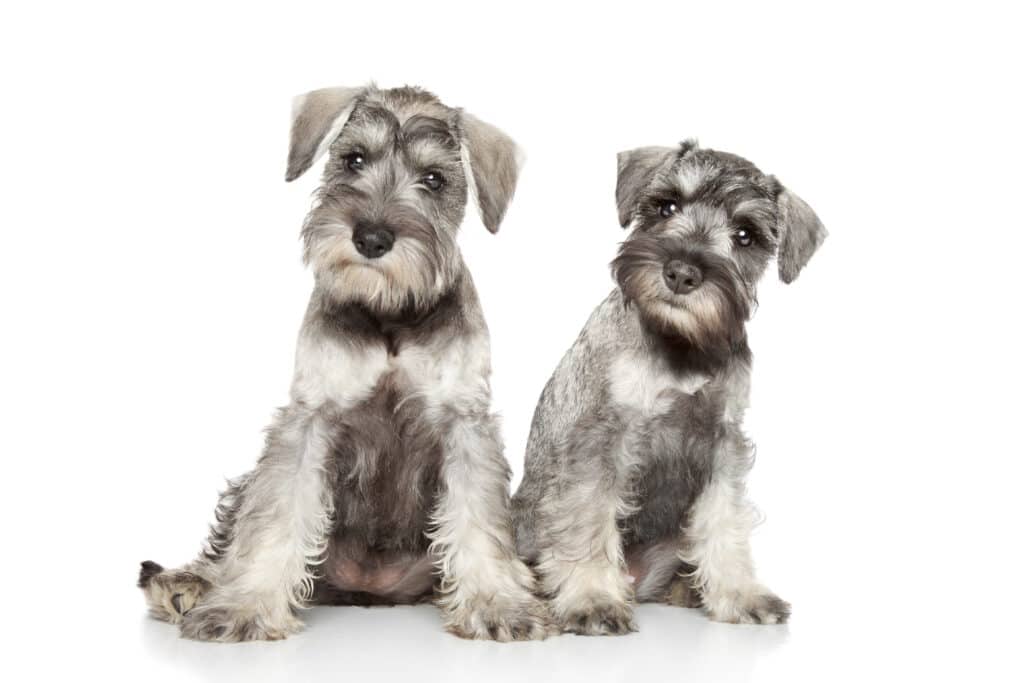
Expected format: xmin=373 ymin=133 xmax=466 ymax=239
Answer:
xmin=319 ymin=276 xmax=465 ymax=355
xmin=631 ymin=303 xmax=751 ymax=376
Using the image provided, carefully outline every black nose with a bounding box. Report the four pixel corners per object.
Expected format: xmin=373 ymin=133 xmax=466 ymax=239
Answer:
xmin=663 ymin=260 xmax=703 ymax=294
xmin=352 ymin=223 xmax=395 ymax=259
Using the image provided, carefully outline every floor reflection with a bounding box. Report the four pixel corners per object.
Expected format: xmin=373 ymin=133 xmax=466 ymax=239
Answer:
xmin=140 ymin=603 xmax=788 ymax=683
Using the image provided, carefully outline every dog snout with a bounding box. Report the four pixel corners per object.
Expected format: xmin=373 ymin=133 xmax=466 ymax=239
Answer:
xmin=663 ymin=260 xmax=703 ymax=294
xmin=353 ymin=223 xmax=396 ymax=259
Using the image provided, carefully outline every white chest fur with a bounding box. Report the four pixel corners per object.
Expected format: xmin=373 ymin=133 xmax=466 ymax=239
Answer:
xmin=608 ymin=352 xmax=710 ymax=418
xmin=291 ymin=333 xmax=390 ymax=408
xmin=290 ymin=330 xmax=491 ymax=414
xmin=394 ymin=337 xmax=491 ymax=414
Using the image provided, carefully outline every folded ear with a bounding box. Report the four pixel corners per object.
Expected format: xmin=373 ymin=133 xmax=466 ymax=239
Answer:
xmin=773 ymin=180 xmax=827 ymax=283
xmin=285 ymin=86 xmax=365 ymax=182
xmin=459 ymin=113 xmax=522 ymax=233
xmin=615 ymin=145 xmax=679 ymax=227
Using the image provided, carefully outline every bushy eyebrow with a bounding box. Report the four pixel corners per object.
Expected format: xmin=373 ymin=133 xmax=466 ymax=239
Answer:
xmin=337 ymin=114 xmax=395 ymax=155
xmin=400 ymin=115 xmax=457 ymax=149
xmin=337 ymin=112 xmax=458 ymax=161
xmin=644 ymin=176 xmax=686 ymax=203
xmin=403 ymin=139 xmax=461 ymax=171
xmin=731 ymin=197 xmax=779 ymax=236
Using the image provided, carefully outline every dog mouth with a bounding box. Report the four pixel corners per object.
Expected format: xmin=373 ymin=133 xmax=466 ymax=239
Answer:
xmin=343 ymin=256 xmax=388 ymax=269
xmin=613 ymin=256 xmax=751 ymax=347
xmin=660 ymin=291 xmax=697 ymax=308
xmin=652 ymin=288 xmax=709 ymax=320
xmin=325 ymin=256 xmax=384 ymax=278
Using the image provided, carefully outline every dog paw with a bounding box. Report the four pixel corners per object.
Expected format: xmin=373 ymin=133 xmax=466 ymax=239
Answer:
xmin=664 ymin=574 xmax=703 ymax=608
xmin=138 ymin=561 xmax=211 ymax=625
xmin=707 ymin=591 xmax=791 ymax=625
xmin=445 ymin=594 xmax=552 ymax=642
xmin=179 ymin=604 xmax=301 ymax=642
xmin=560 ymin=599 xmax=637 ymax=636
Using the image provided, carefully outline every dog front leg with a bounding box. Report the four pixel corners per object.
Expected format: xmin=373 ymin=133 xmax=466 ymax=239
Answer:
xmin=679 ymin=435 xmax=790 ymax=624
xmin=178 ymin=404 xmax=336 ymax=642
xmin=431 ymin=411 xmax=549 ymax=641
xmin=532 ymin=419 xmax=637 ymax=636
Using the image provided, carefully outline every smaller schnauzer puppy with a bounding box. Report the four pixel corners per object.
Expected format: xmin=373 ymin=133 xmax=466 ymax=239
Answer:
xmin=139 ymin=85 xmax=548 ymax=642
xmin=512 ymin=141 xmax=826 ymax=634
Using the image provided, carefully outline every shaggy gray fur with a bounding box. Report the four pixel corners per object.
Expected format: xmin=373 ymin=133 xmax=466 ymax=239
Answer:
xmin=139 ymin=85 xmax=548 ymax=642
xmin=513 ymin=140 xmax=825 ymax=634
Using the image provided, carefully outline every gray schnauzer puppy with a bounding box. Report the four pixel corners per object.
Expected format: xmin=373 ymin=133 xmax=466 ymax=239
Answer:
xmin=512 ymin=140 xmax=826 ymax=635
xmin=138 ymin=85 xmax=548 ymax=642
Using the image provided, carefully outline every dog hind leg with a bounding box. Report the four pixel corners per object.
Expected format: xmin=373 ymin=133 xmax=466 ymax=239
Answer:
xmin=138 ymin=561 xmax=212 ymax=624
xmin=137 ymin=471 xmax=249 ymax=624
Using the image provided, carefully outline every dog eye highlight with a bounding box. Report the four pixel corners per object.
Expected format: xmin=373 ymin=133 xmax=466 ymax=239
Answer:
xmin=422 ymin=171 xmax=446 ymax=192
xmin=344 ymin=152 xmax=366 ymax=172
xmin=734 ymin=228 xmax=754 ymax=247
xmin=659 ymin=200 xmax=679 ymax=218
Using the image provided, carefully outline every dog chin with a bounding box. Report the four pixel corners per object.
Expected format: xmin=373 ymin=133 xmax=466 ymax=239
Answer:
xmin=638 ymin=296 xmax=738 ymax=350
xmin=323 ymin=264 xmax=437 ymax=314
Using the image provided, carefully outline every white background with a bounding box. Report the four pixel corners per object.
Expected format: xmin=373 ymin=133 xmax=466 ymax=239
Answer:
xmin=2 ymin=2 xmax=1022 ymax=681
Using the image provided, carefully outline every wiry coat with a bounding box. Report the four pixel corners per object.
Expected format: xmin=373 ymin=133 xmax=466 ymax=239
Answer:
xmin=139 ymin=85 xmax=547 ymax=642
xmin=513 ymin=141 xmax=826 ymax=634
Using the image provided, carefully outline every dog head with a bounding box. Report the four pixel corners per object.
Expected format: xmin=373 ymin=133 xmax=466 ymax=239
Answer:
xmin=612 ymin=140 xmax=826 ymax=349
xmin=287 ymin=85 xmax=521 ymax=314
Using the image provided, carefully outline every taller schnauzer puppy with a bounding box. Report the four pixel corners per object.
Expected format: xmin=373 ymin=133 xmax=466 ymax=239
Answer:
xmin=139 ymin=85 xmax=548 ymax=642
xmin=512 ymin=141 xmax=826 ymax=634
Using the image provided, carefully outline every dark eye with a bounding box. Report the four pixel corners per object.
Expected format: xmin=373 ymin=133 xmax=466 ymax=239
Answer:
xmin=423 ymin=171 xmax=446 ymax=191
xmin=659 ymin=200 xmax=679 ymax=218
xmin=734 ymin=228 xmax=754 ymax=247
xmin=344 ymin=152 xmax=365 ymax=171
